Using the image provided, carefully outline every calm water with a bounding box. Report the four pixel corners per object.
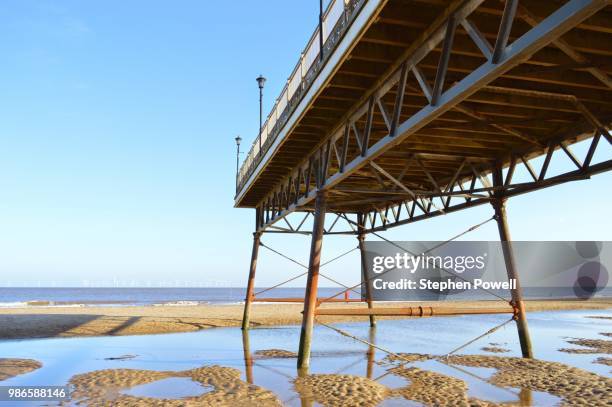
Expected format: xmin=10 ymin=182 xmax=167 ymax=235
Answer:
xmin=0 ymin=309 xmax=610 ymax=406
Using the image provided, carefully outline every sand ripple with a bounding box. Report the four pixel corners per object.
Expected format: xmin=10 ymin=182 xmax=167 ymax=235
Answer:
xmin=0 ymin=358 xmax=42 ymax=381
xmin=481 ymin=346 xmax=510 ymax=353
xmin=68 ymin=365 xmax=281 ymax=406
xmin=254 ymin=349 xmax=297 ymax=359
xmin=380 ymin=352 xmax=612 ymax=406
xmin=559 ymin=338 xmax=612 ymax=354
xmin=387 ymin=364 xmax=496 ymax=406
xmin=294 ymin=374 xmax=387 ymax=407
xmin=444 ymin=354 xmax=612 ymax=406
xmin=594 ymin=357 xmax=612 ymax=367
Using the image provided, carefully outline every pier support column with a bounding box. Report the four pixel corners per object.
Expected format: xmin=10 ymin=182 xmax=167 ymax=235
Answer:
xmin=297 ymin=190 xmax=327 ymax=370
xmin=357 ymin=214 xmax=376 ymax=327
xmin=242 ymin=232 xmax=261 ymax=330
xmin=492 ymin=167 xmax=533 ymax=358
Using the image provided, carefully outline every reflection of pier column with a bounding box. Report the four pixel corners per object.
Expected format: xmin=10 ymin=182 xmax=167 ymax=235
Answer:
xmin=297 ymin=190 xmax=327 ymax=370
xmin=519 ymin=387 xmax=532 ymax=406
xmin=366 ymin=326 xmax=376 ymax=379
xmin=358 ymin=214 xmax=376 ymax=328
xmin=492 ymin=167 xmax=533 ymax=358
xmin=242 ymin=232 xmax=261 ymax=330
xmin=297 ymin=367 xmax=314 ymax=407
xmin=241 ymin=329 xmax=254 ymax=384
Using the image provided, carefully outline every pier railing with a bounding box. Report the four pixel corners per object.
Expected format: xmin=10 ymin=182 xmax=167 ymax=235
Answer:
xmin=236 ymin=0 xmax=366 ymax=195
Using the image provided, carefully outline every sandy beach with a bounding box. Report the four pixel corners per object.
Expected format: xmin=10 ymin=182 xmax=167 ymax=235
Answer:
xmin=2 ymin=308 xmax=611 ymax=406
xmin=0 ymin=299 xmax=609 ymax=340
xmin=2 ymin=299 xmax=610 ymax=405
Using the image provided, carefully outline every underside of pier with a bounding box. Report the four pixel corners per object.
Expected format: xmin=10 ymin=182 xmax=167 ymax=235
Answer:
xmin=235 ymin=0 xmax=612 ymax=370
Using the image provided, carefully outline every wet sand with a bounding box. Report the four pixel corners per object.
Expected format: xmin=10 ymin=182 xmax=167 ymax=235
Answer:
xmin=559 ymin=336 xmax=612 ymax=354
xmin=294 ymin=374 xmax=387 ymax=406
xmin=441 ymin=354 xmax=612 ymax=406
xmin=69 ymin=365 xmax=282 ymax=406
xmin=480 ymin=346 xmax=510 ymax=353
xmin=375 ymin=352 xmax=612 ymax=406
xmin=254 ymin=349 xmax=298 ymax=359
xmin=594 ymin=357 xmax=612 ymax=366
xmin=56 ymin=351 xmax=612 ymax=406
xmin=0 ymin=358 xmax=42 ymax=381
xmin=0 ymin=298 xmax=609 ymax=340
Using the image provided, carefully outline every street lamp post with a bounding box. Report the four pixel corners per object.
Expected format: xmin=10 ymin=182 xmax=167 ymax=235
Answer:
xmin=235 ymin=135 xmax=242 ymax=188
xmin=256 ymin=75 xmax=266 ymax=152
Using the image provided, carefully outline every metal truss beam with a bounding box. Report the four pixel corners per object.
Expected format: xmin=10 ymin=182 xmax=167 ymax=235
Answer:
xmin=254 ymin=0 xmax=609 ymax=234
xmin=360 ymin=137 xmax=611 ymax=233
xmin=261 ymin=211 xmax=359 ymax=235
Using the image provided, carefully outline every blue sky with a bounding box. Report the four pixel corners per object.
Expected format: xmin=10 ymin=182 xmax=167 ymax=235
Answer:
xmin=0 ymin=1 xmax=610 ymax=287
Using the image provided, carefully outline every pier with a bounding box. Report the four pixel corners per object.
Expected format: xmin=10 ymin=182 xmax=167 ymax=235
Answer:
xmin=235 ymin=0 xmax=612 ymax=369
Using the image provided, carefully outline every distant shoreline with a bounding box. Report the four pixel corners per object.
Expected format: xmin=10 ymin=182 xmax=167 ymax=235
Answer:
xmin=0 ymin=298 xmax=609 ymax=340
xmin=1 ymin=286 xmax=609 ymax=309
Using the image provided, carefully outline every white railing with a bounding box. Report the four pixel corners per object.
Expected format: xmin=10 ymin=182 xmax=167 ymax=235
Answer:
xmin=237 ymin=0 xmax=363 ymax=194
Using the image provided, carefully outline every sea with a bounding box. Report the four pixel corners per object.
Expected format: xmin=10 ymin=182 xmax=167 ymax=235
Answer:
xmin=0 ymin=287 xmax=610 ymax=308
xmin=0 ymin=287 xmax=345 ymax=308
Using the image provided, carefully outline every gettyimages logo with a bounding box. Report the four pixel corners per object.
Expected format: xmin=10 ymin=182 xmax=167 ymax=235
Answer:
xmin=372 ymin=252 xmax=487 ymax=275
xmin=362 ymin=241 xmax=611 ymax=301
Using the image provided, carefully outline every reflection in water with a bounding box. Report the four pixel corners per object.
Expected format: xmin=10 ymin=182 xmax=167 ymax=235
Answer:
xmin=296 ymin=366 xmax=313 ymax=407
xmin=519 ymin=387 xmax=532 ymax=406
xmin=242 ymin=329 xmax=253 ymax=384
xmin=240 ymin=324 xmax=567 ymax=406
xmin=367 ymin=327 xmax=376 ymax=379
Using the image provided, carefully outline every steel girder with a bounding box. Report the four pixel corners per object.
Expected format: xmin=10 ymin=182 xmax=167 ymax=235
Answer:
xmin=254 ymin=0 xmax=610 ymax=234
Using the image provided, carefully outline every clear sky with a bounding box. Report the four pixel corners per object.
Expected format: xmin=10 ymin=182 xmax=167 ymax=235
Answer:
xmin=0 ymin=1 xmax=610 ymax=287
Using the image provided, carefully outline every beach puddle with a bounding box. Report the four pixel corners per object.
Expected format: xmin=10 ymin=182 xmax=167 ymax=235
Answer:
xmin=375 ymin=372 xmax=410 ymax=389
xmin=104 ymin=354 xmax=137 ymax=361
xmin=122 ymin=377 xmax=213 ymax=399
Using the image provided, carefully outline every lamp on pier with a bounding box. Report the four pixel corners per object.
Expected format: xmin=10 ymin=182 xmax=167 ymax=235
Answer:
xmin=256 ymin=75 xmax=266 ymax=151
xmin=234 ymin=135 xmax=242 ymax=187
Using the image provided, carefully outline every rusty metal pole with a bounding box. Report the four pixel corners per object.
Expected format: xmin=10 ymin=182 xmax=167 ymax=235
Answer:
xmin=357 ymin=214 xmax=376 ymax=327
xmin=242 ymin=232 xmax=261 ymax=330
xmin=297 ymin=190 xmax=327 ymax=370
xmin=492 ymin=166 xmax=533 ymax=358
